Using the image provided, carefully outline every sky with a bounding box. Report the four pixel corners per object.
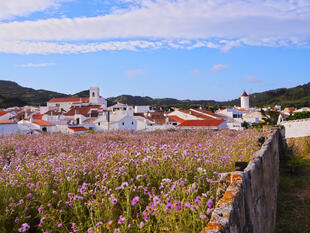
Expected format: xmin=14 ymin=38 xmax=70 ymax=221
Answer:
xmin=0 ymin=0 xmax=310 ymax=101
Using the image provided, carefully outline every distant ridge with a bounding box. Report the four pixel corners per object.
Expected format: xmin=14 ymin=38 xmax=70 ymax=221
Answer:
xmin=0 ymin=80 xmax=310 ymax=108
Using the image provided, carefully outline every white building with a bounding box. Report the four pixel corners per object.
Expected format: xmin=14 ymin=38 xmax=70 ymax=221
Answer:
xmin=134 ymin=106 xmax=154 ymax=113
xmin=0 ymin=112 xmax=13 ymax=120
xmin=47 ymin=87 xmax=107 ymax=111
xmin=0 ymin=120 xmax=20 ymax=135
xmin=18 ymin=119 xmax=58 ymax=133
xmin=241 ymin=91 xmax=250 ymax=109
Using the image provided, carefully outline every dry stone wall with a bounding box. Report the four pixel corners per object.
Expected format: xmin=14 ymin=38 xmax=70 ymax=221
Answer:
xmin=201 ymin=127 xmax=285 ymax=233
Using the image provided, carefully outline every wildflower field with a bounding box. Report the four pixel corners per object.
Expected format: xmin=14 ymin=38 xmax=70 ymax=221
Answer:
xmin=0 ymin=129 xmax=264 ymax=233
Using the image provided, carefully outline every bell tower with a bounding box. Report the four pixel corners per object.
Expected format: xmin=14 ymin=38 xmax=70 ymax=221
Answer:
xmin=89 ymin=87 xmax=100 ymax=105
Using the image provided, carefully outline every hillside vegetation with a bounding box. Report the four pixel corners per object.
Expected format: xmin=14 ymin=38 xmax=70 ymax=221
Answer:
xmin=1 ymin=80 xmax=310 ymax=108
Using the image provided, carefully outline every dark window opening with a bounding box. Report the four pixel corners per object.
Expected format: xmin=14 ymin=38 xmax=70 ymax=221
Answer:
xmin=92 ymin=92 xmax=95 ymax=97
xmin=42 ymin=127 xmax=47 ymax=132
xmin=122 ymin=122 xmax=125 ymax=126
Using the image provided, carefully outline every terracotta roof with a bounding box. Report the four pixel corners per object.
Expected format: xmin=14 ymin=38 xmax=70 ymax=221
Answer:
xmin=192 ymin=109 xmax=224 ymax=118
xmin=49 ymin=97 xmax=89 ymax=103
xmin=179 ymin=110 xmax=215 ymax=120
xmin=65 ymin=107 xmax=91 ymax=117
xmin=0 ymin=112 xmax=8 ymax=117
xmin=169 ymin=115 xmax=185 ymax=123
xmin=33 ymin=113 xmax=43 ymax=120
xmin=178 ymin=119 xmax=225 ymax=127
xmin=32 ymin=119 xmax=55 ymax=126
xmin=0 ymin=120 xmax=16 ymax=124
xmin=68 ymin=127 xmax=88 ymax=131
xmin=237 ymin=109 xmax=246 ymax=112
xmin=241 ymin=91 xmax=248 ymax=97
xmin=44 ymin=110 xmax=62 ymax=116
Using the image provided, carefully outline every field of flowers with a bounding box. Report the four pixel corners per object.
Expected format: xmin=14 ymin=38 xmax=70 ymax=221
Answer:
xmin=0 ymin=129 xmax=265 ymax=233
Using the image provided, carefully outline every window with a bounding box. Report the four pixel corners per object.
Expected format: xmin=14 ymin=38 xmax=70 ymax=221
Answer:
xmin=122 ymin=122 xmax=125 ymax=126
xmin=132 ymin=122 xmax=134 ymax=125
xmin=124 ymin=108 xmax=127 ymax=111
xmin=173 ymin=122 xmax=177 ymax=126
xmin=42 ymin=127 xmax=47 ymax=132
xmin=98 ymin=122 xmax=100 ymax=126
xmin=92 ymin=92 xmax=95 ymax=97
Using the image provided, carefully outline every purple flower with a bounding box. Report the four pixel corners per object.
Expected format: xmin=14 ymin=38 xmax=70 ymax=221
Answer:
xmin=71 ymin=223 xmax=79 ymax=232
xmin=153 ymin=196 xmax=161 ymax=205
xmin=96 ymin=222 xmax=103 ymax=226
xmin=38 ymin=216 xmax=46 ymax=227
xmin=184 ymin=202 xmax=191 ymax=209
xmin=27 ymin=183 xmax=34 ymax=190
xmin=207 ymin=199 xmax=213 ymax=208
xmin=38 ymin=205 xmax=43 ymax=214
xmin=26 ymin=193 xmax=33 ymax=199
xmin=165 ymin=203 xmax=174 ymax=211
xmin=57 ymin=223 xmax=62 ymax=228
xmin=18 ymin=223 xmax=30 ymax=232
xmin=131 ymin=196 xmax=140 ymax=206
xmin=118 ymin=215 xmax=125 ymax=224
xmin=200 ymin=212 xmax=207 ymax=220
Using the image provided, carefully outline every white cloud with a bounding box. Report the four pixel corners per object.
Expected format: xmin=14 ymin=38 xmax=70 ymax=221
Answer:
xmin=0 ymin=0 xmax=310 ymax=54
xmin=190 ymin=69 xmax=200 ymax=76
xmin=0 ymin=40 xmax=162 ymax=54
xmin=18 ymin=63 xmax=56 ymax=67
xmin=125 ymin=69 xmax=146 ymax=77
xmin=245 ymin=76 xmax=262 ymax=83
xmin=211 ymin=64 xmax=228 ymax=73
xmin=0 ymin=0 xmax=70 ymax=20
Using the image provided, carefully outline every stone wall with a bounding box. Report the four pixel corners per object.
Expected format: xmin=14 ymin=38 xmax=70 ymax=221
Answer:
xmin=201 ymin=128 xmax=285 ymax=233
xmin=281 ymin=119 xmax=310 ymax=138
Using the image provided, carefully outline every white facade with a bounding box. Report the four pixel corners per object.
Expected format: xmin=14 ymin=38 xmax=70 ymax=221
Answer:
xmin=134 ymin=106 xmax=154 ymax=113
xmin=18 ymin=120 xmax=58 ymax=133
xmin=0 ymin=112 xmax=13 ymax=120
xmin=0 ymin=122 xmax=20 ymax=135
xmin=281 ymin=119 xmax=310 ymax=138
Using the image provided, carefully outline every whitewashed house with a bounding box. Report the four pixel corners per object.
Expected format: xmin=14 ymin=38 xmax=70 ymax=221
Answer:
xmin=0 ymin=120 xmax=20 ymax=135
xmin=0 ymin=112 xmax=13 ymax=120
xmin=47 ymin=87 xmax=107 ymax=111
xmin=18 ymin=119 xmax=58 ymax=133
xmin=134 ymin=106 xmax=154 ymax=113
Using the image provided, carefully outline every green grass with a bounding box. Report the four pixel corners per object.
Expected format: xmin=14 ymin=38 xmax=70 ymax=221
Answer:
xmin=276 ymin=141 xmax=310 ymax=233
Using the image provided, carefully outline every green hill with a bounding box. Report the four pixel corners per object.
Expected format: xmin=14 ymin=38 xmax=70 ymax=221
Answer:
xmin=0 ymin=80 xmax=68 ymax=107
xmin=0 ymin=80 xmax=310 ymax=108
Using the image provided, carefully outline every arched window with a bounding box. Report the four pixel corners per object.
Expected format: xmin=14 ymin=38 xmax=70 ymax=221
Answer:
xmin=92 ymin=92 xmax=95 ymax=97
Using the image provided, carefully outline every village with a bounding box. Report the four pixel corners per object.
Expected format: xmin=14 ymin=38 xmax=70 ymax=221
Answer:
xmin=0 ymin=86 xmax=302 ymax=135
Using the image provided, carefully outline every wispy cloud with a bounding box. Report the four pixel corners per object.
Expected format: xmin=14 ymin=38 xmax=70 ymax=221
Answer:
xmin=211 ymin=64 xmax=228 ymax=73
xmin=0 ymin=0 xmax=69 ymax=20
xmin=18 ymin=63 xmax=56 ymax=68
xmin=190 ymin=69 xmax=200 ymax=77
xmin=0 ymin=0 xmax=310 ymax=54
xmin=125 ymin=69 xmax=146 ymax=77
xmin=245 ymin=75 xmax=262 ymax=83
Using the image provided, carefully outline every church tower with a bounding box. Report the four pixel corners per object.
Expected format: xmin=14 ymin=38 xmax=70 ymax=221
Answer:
xmin=241 ymin=91 xmax=250 ymax=109
xmin=89 ymin=87 xmax=100 ymax=105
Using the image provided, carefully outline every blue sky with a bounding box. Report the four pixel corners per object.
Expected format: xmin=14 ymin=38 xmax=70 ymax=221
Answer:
xmin=0 ymin=0 xmax=310 ymax=101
